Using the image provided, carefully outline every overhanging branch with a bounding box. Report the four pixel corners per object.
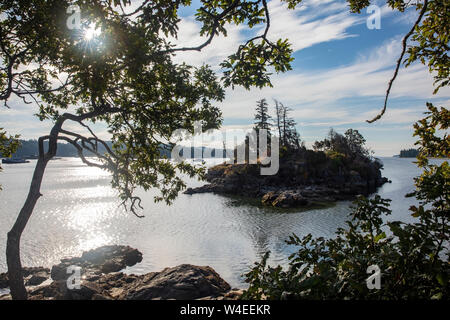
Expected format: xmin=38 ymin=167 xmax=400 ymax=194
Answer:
xmin=366 ymin=0 xmax=429 ymax=123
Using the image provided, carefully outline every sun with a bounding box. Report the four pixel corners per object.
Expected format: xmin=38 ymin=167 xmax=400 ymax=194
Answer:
xmin=83 ymin=23 xmax=101 ymax=41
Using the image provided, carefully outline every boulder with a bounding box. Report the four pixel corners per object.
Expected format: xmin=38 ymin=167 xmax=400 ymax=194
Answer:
xmin=26 ymin=272 xmax=49 ymax=286
xmin=261 ymin=191 xmax=278 ymax=205
xmin=262 ymin=190 xmax=308 ymax=208
xmin=122 ymin=264 xmax=231 ymax=300
xmin=3 ymin=246 xmax=238 ymax=301
xmin=67 ymin=281 xmax=110 ymax=300
xmin=51 ymin=245 xmax=142 ymax=281
xmin=0 ymin=267 xmax=50 ymax=289
xmin=27 ymin=278 xmax=111 ymax=300
xmin=27 ymin=264 xmax=233 ymax=300
xmin=272 ymin=191 xmax=308 ymax=208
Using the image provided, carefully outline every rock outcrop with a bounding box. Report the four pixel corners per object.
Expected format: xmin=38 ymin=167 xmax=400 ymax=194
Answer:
xmin=51 ymin=245 xmax=143 ymax=281
xmin=23 ymin=264 xmax=235 ymax=300
xmin=261 ymin=190 xmax=309 ymax=208
xmin=120 ymin=264 xmax=231 ymax=300
xmin=184 ymin=150 xmax=390 ymax=208
xmin=0 ymin=267 xmax=50 ymax=289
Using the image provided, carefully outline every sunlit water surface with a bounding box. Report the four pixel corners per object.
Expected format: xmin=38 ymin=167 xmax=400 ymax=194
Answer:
xmin=0 ymin=157 xmax=444 ymax=287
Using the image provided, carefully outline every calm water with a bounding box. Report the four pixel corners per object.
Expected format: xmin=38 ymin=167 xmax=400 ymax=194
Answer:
xmin=0 ymin=157 xmax=442 ymax=287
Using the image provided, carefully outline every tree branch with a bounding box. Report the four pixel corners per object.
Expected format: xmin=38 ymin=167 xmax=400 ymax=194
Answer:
xmin=366 ymin=0 xmax=429 ymax=123
xmin=164 ymin=0 xmax=242 ymax=53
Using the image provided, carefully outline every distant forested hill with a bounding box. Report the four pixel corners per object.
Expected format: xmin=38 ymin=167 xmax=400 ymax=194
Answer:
xmin=399 ymin=148 xmax=419 ymax=158
xmin=2 ymin=139 xmax=229 ymax=159
xmin=1 ymin=139 xmax=115 ymax=158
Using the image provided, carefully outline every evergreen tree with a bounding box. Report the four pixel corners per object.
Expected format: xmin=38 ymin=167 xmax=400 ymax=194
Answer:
xmin=254 ymin=99 xmax=271 ymax=131
xmin=253 ymin=99 xmax=272 ymax=160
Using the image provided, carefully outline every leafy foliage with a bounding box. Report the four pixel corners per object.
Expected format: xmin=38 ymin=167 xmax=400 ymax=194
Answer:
xmin=313 ymin=128 xmax=371 ymax=161
xmin=347 ymin=0 xmax=449 ymax=95
xmin=0 ymin=0 xmax=299 ymax=213
xmin=406 ymin=0 xmax=449 ymax=93
xmin=0 ymin=128 xmax=20 ymax=190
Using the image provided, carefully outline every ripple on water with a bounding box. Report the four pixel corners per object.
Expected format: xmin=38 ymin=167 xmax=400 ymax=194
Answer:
xmin=0 ymin=157 xmax=442 ymax=288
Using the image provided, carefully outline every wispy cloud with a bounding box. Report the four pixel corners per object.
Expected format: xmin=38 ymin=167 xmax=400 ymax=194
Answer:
xmin=264 ymin=0 xmax=361 ymax=51
xmin=216 ymin=37 xmax=450 ymax=120
xmin=170 ymin=0 xmax=372 ymax=67
xmin=169 ymin=17 xmax=246 ymax=67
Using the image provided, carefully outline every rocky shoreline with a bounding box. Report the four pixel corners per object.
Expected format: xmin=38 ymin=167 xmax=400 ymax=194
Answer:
xmin=0 ymin=245 xmax=242 ymax=300
xmin=184 ymin=153 xmax=390 ymax=208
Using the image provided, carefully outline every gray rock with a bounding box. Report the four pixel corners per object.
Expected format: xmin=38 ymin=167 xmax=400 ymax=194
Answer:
xmin=0 ymin=267 xmax=50 ymax=289
xmin=122 ymin=264 xmax=231 ymax=300
xmin=26 ymin=272 xmax=49 ymax=286
xmin=51 ymin=245 xmax=142 ymax=281
xmin=262 ymin=190 xmax=308 ymax=208
xmin=28 ymin=264 xmax=232 ymax=300
xmin=13 ymin=246 xmax=237 ymax=301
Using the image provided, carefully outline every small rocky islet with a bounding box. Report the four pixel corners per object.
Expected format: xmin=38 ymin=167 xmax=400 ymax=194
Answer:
xmin=185 ymin=149 xmax=390 ymax=208
xmin=0 ymin=245 xmax=242 ymax=300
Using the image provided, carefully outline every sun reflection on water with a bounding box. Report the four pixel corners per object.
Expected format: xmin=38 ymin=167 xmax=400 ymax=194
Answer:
xmin=63 ymin=163 xmax=119 ymax=254
xmin=75 ymin=231 xmax=114 ymax=253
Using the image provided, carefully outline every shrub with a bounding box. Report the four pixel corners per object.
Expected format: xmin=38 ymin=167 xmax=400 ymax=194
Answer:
xmin=243 ymin=104 xmax=449 ymax=300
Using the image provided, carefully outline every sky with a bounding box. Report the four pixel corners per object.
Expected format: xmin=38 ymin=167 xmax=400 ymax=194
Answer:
xmin=1 ymin=0 xmax=449 ymax=156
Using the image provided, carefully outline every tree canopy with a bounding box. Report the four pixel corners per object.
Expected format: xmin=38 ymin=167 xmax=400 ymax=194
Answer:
xmin=0 ymin=128 xmax=20 ymax=190
xmin=0 ymin=0 xmax=300 ymax=211
xmin=0 ymin=0 xmax=302 ymax=300
xmin=313 ymin=128 xmax=371 ymax=160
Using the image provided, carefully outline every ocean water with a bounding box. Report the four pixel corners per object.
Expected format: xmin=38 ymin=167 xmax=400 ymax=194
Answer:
xmin=0 ymin=157 xmax=443 ymax=287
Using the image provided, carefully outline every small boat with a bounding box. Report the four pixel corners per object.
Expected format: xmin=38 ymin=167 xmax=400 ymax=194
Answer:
xmin=2 ymin=158 xmax=30 ymax=164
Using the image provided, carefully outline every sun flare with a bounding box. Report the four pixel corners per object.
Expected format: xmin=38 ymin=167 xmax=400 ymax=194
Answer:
xmin=83 ymin=24 xmax=101 ymax=41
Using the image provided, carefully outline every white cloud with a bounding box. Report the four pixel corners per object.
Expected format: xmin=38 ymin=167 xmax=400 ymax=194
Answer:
xmin=216 ymin=37 xmax=450 ymax=122
xmin=170 ymin=0 xmax=372 ymax=67
xmin=168 ymin=17 xmax=246 ymax=68
xmin=264 ymin=0 xmax=361 ymax=51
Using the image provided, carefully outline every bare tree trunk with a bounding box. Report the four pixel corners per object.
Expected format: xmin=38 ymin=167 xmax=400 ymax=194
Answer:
xmin=6 ymin=149 xmax=50 ymax=299
xmin=6 ymin=120 xmax=61 ymax=300
xmin=5 ymin=108 xmax=115 ymax=300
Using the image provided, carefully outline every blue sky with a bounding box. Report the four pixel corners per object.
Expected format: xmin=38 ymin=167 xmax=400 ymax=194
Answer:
xmin=1 ymin=0 xmax=449 ymax=156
